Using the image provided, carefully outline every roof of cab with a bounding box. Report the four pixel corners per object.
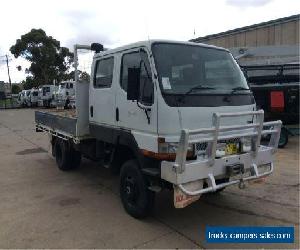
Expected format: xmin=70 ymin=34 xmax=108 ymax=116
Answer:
xmin=94 ymin=39 xmax=228 ymax=58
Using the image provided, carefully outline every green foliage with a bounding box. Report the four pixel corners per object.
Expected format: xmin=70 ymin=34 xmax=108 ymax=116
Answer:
xmin=10 ymin=29 xmax=74 ymax=86
xmin=11 ymin=84 xmax=21 ymax=94
xmin=67 ymin=70 xmax=91 ymax=83
xmin=21 ymin=77 xmax=37 ymax=90
xmin=79 ymin=71 xmax=90 ymax=82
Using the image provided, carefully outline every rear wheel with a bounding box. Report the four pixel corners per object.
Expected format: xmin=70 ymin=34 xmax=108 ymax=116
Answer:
xmin=55 ymin=139 xmax=81 ymax=171
xmin=278 ymin=127 xmax=289 ymax=148
xmin=120 ymin=160 xmax=155 ymax=219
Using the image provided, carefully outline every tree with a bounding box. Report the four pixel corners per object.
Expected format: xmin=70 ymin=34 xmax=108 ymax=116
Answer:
xmin=21 ymin=77 xmax=36 ymax=90
xmin=11 ymin=84 xmax=21 ymax=94
xmin=10 ymin=29 xmax=74 ymax=86
xmin=66 ymin=70 xmax=90 ymax=83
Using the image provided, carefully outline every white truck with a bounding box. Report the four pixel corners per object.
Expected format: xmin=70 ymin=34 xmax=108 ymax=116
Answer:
xmin=23 ymin=90 xmax=31 ymax=107
xmin=53 ymin=81 xmax=75 ymax=108
xmin=35 ymin=40 xmax=282 ymax=218
xmin=38 ymin=85 xmax=57 ymax=107
xmin=29 ymin=88 xmax=39 ymax=107
xmin=17 ymin=90 xmax=26 ymax=107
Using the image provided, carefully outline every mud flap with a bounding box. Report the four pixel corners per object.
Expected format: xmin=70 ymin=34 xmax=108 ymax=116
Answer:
xmin=174 ymin=180 xmax=203 ymax=208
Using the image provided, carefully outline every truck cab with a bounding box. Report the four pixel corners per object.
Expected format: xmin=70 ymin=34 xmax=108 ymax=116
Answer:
xmin=55 ymin=81 xmax=75 ymax=108
xmin=23 ymin=90 xmax=31 ymax=107
xmin=18 ymin=90 xmax=26 ymax=107
xmin=35 ymin=40 xmax=281 ymax=218
xmin=29 ymin=88 xmax=39 ymax=107
xmin=39 ymin=84 xmax=57 ymax=107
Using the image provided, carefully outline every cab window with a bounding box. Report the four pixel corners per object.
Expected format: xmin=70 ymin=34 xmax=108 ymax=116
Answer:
xmin=94 ymin=57 xmax=114 ymax=88
xmin=121 ymin=50 xmax=154 ymax=104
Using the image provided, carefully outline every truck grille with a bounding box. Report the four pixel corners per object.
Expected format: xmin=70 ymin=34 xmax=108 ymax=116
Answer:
xmin=196 ymin=142 xmax=208 ymax=151
xmin=195 ymin=138 xmax=241 ymax=155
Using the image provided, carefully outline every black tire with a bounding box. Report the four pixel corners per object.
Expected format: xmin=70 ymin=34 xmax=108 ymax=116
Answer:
xmin=64 ymin=99 xmax=70 ymax=109
xmin=278 ymin=127 xmax=289 ymax=148
xmin=71 ymin=150 xmax=82 ymax=168
xmin=51 ymin=139 xmax=56 ymax=157
xmin=55 ymin=139 xmax=81 ymax=171
xmin=120 ymin=160 xmax=155 ymax=219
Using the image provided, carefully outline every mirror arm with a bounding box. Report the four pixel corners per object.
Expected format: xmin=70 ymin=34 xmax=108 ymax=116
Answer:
xmin=139 ymin=59 xmax=152 ymax=80
xmin=144 ymin=109 xmax=150 ymax=124
xmin=137 ymin=101 xmax=151 ymax=111
xmin=136 ymin=101 xmax=151 ymax=124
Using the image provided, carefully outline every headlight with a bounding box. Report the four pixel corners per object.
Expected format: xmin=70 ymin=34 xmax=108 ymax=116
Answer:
xmin=158 ymin=142 xmax=194 ymax=155
xmin=216 ymin=142 xmax=226 ymax=157
xmin=158 ymin=138 xmax=195 ymax=157
xmin=241 ymin=137 xmax=252 ymax=153
xmin=257 ymin=163 xmax=271 ymax=175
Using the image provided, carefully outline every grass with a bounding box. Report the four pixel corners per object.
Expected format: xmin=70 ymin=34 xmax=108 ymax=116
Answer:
xmin=0 ymin=98 xmax=19 ymax=108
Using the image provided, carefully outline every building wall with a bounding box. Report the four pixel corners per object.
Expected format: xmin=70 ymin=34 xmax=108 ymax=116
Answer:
xmin=194 ymin=15 xmax=300 ymax=48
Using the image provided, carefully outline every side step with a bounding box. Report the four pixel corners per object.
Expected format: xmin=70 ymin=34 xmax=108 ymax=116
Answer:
xmin=141 ymin=168 xmax=160 ymax=177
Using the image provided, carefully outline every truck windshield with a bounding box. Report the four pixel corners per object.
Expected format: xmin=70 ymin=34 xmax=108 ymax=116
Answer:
xmin=152 ymin=43 xmax=249 ymax=95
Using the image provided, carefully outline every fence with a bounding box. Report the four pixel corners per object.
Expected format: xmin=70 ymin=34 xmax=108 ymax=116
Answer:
xmin=0 ymin=96 xmax=20 ymax=109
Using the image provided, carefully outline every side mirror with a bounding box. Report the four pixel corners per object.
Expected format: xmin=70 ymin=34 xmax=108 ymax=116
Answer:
xmin=91 ymin=43 xmax=104 ymax=53
xmin=127 ymin=68 xmax=140 ymax=101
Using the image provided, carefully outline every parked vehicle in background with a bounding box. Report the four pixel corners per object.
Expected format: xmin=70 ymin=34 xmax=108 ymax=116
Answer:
xmin=23 ymin=90 xmax=31 ymax=107
xmin=17 ymin=90 xmax=26 ymax=107
xmin=60 ymin=81 xmax=75 ymax=108
xmin=242 ymin=64 xmax=299 ymax=148
xmin=29 ymin=89 xmax=39 ymax=107
xmin=35 ymin=41 xmax=282 ymax=219
xmin=38 ymin=85 xmax=57 ymax=107
xmin=52 ymin=81 xmax=75 ymax=108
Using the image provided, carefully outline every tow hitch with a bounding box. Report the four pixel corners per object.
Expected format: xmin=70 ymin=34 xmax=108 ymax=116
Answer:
xmin=226 ymin=163 xmax=247 ymax=189
xmin=226 ymin=163 xmax=244 ymax=177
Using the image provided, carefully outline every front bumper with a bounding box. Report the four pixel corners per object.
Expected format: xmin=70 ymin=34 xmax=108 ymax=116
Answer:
xmin=160 ymin=110 xmax=282 ymax=196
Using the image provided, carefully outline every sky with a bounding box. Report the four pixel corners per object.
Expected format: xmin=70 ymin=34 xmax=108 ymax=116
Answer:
xmin=0 ymin=0 xmax=299 ymax=83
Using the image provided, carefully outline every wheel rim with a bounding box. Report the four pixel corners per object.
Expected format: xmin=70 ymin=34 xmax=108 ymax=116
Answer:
xmin=124 ymin=175 xmax=139 ymax=204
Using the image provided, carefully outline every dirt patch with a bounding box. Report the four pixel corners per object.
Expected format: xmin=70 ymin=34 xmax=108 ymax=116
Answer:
xmin=16 ymin=147 xmax=47 ymax=155
xmin=59 ymin=198 xmax=81 ymax=207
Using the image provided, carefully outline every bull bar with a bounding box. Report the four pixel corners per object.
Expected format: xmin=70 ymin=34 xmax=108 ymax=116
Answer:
xmin=160 ymin=110 xmax=282 ymax=195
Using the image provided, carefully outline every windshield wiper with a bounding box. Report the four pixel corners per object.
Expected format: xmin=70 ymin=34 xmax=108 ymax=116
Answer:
xmin=230 ymin=87 xmax=250 ymax=94
xmin=184 ymin=84 xmax=216 ymax=95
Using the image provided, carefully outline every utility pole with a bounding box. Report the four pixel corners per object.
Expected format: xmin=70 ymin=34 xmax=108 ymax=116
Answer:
xmin=5 ymin=55 xmax=12 ymax=93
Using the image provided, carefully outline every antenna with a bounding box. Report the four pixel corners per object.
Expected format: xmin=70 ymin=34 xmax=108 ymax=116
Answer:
xmin=144 ymin=16 xmax=151 ymax=45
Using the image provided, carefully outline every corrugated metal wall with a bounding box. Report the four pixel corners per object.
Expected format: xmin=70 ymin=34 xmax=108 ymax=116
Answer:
xmin=197 ymin=18 xmax=299 ymax=48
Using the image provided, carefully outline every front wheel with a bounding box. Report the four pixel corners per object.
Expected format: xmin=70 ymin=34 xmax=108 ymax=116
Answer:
xmin=120 ymin=160 xmax=155 ymax=219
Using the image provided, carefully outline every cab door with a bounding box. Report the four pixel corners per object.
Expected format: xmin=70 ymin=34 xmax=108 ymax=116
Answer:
xmin=115 ymin=48 xmax=157 ymax=134
xmin=89 ymin=56 xmax=116 ymax=127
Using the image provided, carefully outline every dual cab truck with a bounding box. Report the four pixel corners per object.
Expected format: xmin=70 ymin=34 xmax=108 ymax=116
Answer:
xmin=35 ymin=40 xmax=282 ymax=218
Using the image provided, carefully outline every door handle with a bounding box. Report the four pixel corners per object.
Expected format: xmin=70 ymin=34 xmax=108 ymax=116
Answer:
xmin=116 ymin=107 xmax=119 ymax=121
xmin=90 ymin=106 xmax=93 ymax=117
